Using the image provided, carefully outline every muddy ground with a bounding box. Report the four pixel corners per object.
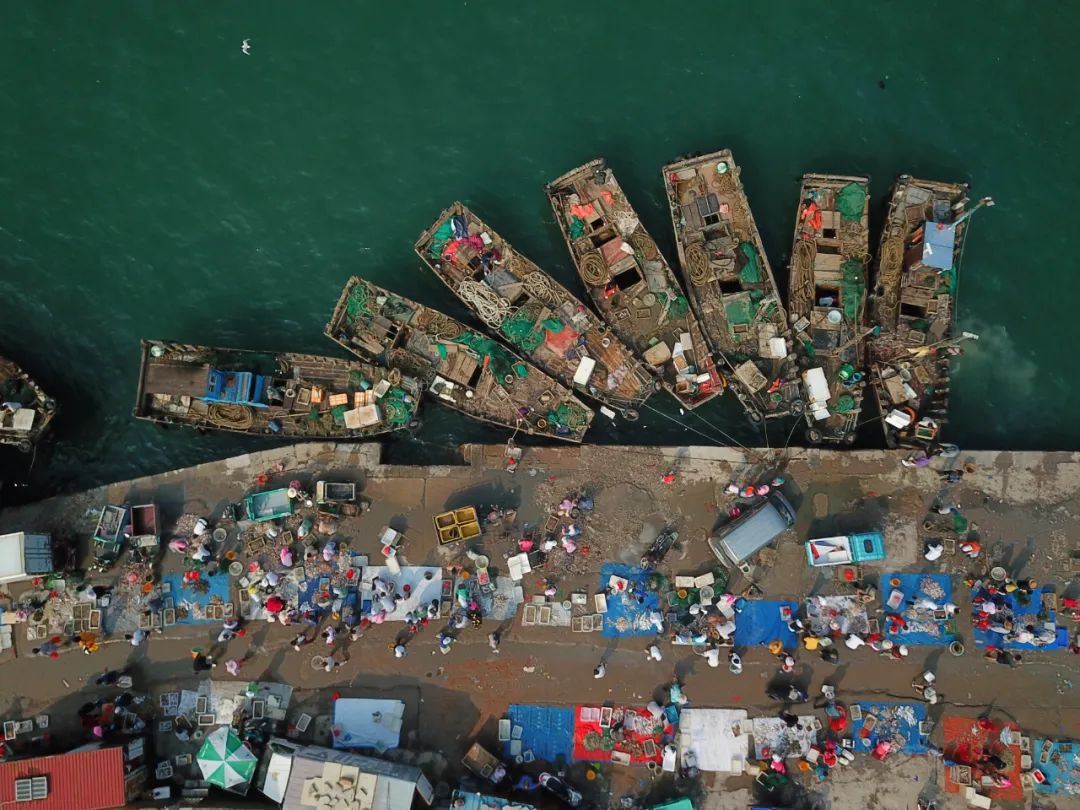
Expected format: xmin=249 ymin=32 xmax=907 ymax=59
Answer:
xmin=2 ymin=442 xmax=1079 ymax=810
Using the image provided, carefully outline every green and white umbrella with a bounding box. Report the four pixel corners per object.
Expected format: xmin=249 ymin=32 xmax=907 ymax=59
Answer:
xmin=197 ymin=727 xmax=257 ymax=790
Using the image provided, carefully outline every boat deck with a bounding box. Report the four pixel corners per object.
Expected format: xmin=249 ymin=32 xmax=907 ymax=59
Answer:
xmin=415 ymin=202 xmax=656 ymax=415
xmin=867 ymin=176 xmax=987 ymax=448
xmin=133 ymin=341 xmax=421 ymax=439
xmin=545 ymin=159 xmax=723 ymax=411
xmin=325 ymin=277 xmax=595 ymax=443
xmin=662 ymin=149 xmax=798 ymax=423
xmin=0 ymin=356 xmax=57 ymax=449
xmin=788 ymin=173 xmax=871 ymax=444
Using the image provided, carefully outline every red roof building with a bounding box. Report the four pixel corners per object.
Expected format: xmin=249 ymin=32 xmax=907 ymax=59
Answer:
xmin=0 ymin=747 xmax=127 ymax=810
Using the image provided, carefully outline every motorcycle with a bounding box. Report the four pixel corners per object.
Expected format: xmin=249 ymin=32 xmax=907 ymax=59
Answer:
xmin=539 ymin=773 xmax=583 ymax=807
xmin=640 ymin=527 xmax=678 ymax=569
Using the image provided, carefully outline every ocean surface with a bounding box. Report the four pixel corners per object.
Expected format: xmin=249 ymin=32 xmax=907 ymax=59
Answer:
xmin=2 ymin=2 xmax=1078 ymax=496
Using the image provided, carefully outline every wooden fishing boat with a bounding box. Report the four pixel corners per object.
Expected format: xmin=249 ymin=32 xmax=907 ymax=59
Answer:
xmin=787 ymin=173 xmax=872 ymax=445
xmin=415 ymin=202 xmax=657 ymax=419
xmin=134 ymin=340 xmax=422 ymax=438
xmin=867 ymin=177 xmax=993 ymax=448
xmin=545 ymin=159 xmax=724 ymax=410
xmin=0 ymin=356 xmax=57 ymax=452
xmin=325 ymin=277 xmax=595 ymax=443
xmin=662 ymin=149 xmax=799 ymax=424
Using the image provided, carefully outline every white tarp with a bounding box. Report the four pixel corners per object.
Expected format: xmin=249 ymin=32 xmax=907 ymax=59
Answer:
xmin=678 ymin=708 xmax=750 ymax=773
xmin=0 ymin=533 xmax=28 ymax=584
xmin=332 ymin=699 xmax=404 ymax=752
xmin=362 ymin=566 xmax=443 ymax=622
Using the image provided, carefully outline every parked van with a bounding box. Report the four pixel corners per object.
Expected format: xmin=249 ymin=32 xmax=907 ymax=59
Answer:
xmin=708 ymin=490 xmax=797 ymax=566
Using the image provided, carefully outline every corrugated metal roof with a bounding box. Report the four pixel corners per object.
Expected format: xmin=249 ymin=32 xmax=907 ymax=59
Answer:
xmin=0 ymin=748 xmax=126 ymax=810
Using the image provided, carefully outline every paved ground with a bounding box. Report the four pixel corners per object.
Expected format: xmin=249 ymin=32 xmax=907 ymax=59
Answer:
xmin=2 ymin=442 xmax=1080 ymax=809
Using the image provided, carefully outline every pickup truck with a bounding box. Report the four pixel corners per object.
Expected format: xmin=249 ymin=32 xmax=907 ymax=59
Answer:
xmin=805 ymin=532 xmax=886 ymax=567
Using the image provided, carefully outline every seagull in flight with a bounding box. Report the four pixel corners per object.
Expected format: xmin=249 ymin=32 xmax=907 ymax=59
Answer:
xmin=241 ymin=39 xmax=251 ymax=55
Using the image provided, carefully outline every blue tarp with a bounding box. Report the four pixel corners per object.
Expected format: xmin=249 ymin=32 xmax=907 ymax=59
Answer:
xmin=882 ymin=573 xmax=957 ymax=645
xmin=600 ymin=563 xmax=660 ymax=638
xmin=454 ymin=793 xmax=537 ymax=810
xmin=1032 ymin=739 xmax=1080 ymax=795
xmin=850 ymin=702 xmax=928 ymax=755
xmin=971 ymin=587 xmax=1068 ymax=650
xmin=161 ymin=572 xmax=231 ymax=625
xmin=734 ymin=600 xmax=797 ymax=648
xmin=504 ymin=704 xmax=575 ymax=764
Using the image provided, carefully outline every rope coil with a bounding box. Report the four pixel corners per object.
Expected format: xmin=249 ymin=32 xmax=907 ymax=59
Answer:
xmin=580 ymin=252 xmax=609 ymax=286
xmin=629 ymin=231 xmax=658 ymax=260
xmin=522 ymin=272 xmax=560 ymax=305
xmin=457 ymin=279 xmax=512 ymax=328
xmin=207 ymin=403 xmax=255 ymax=430
xmin=686 ymin=242 xmax=712 ymax=286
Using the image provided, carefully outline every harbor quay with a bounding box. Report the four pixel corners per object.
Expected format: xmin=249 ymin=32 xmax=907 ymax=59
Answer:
xmin=1 ymin=442 xmax=1079 ymax=809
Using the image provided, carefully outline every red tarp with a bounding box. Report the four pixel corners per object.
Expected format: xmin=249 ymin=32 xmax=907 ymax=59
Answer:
xmin=572 ymin=705 xmax=670 ymax=764
xmin=942 ymin=715 xmax=1022 ymax=802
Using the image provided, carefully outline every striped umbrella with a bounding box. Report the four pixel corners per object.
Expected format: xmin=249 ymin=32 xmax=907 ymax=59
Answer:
xmin=197 ymin=727 xmax=257 ymax=789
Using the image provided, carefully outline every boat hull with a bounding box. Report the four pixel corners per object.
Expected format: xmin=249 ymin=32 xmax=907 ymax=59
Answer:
xmin=325 ymin=277 xmax=595 ymax=443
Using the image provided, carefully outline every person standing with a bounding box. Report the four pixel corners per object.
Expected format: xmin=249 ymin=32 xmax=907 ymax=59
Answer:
xmin=593 ymin=662 xmax=606 ymax=679
xmin=126 ymin=629 xmax=147 ymax=647
xmin=488 ymin=632 xmax=501 ymax=654
xmin=646 ymin=643 xmax=663 ymax=662
xmin=218 ymin=619 xmax=240 ymax=643
xmin=225 ymin=659 xmax=241 ymax=676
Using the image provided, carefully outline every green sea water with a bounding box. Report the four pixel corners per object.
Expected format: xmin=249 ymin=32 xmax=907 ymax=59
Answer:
xmin=2 ymin=1 xmax=1078 ymax=496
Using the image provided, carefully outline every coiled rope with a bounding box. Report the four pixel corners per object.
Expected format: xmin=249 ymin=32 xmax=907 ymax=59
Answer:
xmin=457 ymin=280 xmax=512 ymax=328
xmin=686 ymin=242 xmax=712 ymax=286
xmin=580 ymin=252 xmax=608 ymax=286
xmin=207 ymin=403 xmax=255 ymax=430
xmin=522 ymin=272 xmax=560 ymax=305
xmin=629 ymin=231 xmax=659 ymax=260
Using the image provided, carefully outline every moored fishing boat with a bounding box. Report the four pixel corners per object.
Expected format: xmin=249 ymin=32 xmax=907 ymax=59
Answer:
xmin=545 ymin=159 xmax=724 ymax=410
xmin=787 ymin=173 xmax=872 ymax=445
xmin=662 ymin=149 xmax=799 ymax=424
xmin=325 ymin=277 xmax=595 ymax=443
xmin=134 ymin=340 xmax=422 ymax=438
xmin=867 ymin=177 xmax=993 ymax=448
xmin=415 ymin=202 xmax=656 ymax=419
xmin=0 ymin=356 xmax=57 ymax=452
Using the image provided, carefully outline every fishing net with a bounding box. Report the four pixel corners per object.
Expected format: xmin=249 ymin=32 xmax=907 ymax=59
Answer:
xmin=737 ymin=242 xmax=761 ymax=284
xmin=836 ymin=183 xmax=866 ymax=222
xmin=569 ymin=216 xmax=586 ymax=239
xmin=500 ymin=306 xmax=545 ymax=353
xmin=841 ymin=260 xmax=865 ymax=324
xmin=832 ymin=394 xmax=856 ymax=413
xmin=345 ymin=283 xmax=370 ymax=322
xmin=428 ymin=219 xmax=455 ymax=259
xmin=547 ymin=401 xmax=590 ymax=429
xmin=381 ymin=396 xmax=411 ymax=425
xmin=668 ymin=294 xmax=690 ymax=318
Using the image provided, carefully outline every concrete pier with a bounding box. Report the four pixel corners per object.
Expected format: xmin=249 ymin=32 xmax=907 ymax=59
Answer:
xmin=1 ymin=443 xmax=1079 ymax=809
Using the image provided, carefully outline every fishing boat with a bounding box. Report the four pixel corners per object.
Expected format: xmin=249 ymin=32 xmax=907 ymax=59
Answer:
xmin=787 ymin=174 xmax=872 ymax=445
xmin=0 ymin=356 xmax=57 ymax=452
xmin=134 ymin=340 xmax=422 ymax=439
xmin=545 ymin=159 xmax=724 ymax=410
xmin=325 ymin=277 xmax=595 ymax=443
xmin=867 ymin=177 xmax=993 ymax=448
xmin=415 ymin=202 xmax=657 ymax=419
xmin=662 ymin=149 xmax=799 ymax=424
